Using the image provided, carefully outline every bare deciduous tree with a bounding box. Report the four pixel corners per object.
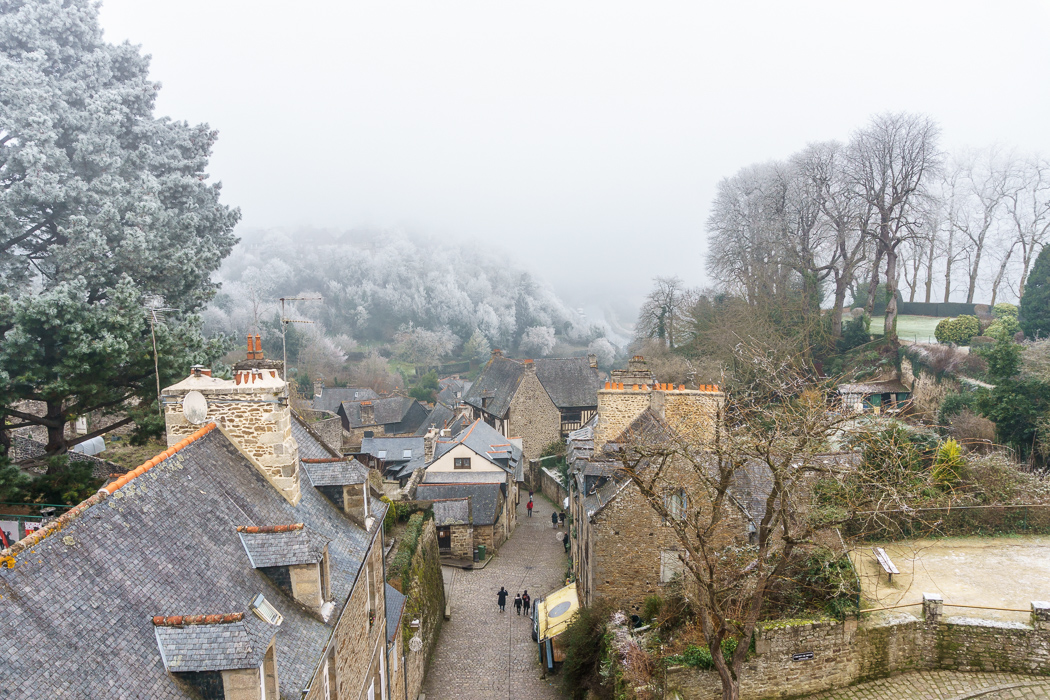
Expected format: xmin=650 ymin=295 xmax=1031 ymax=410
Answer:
xmin=636 ymin=276 xmax=691 ymax=349
xmin=848 ymin=113 xmax=941 ymax=340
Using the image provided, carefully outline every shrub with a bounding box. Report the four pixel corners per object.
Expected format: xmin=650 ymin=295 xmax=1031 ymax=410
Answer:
xmin=641 ymin=595 xmax=663 ymax=624
xmin=986 ymin=315 xmax=1021 ymax=341
xmin=935 ymin=315 xmax=980 ymax=345
xmin=932 ymin=438 xmax=967 ymax=487
xmin=969 ymin=335 xmax=995 ymax=350
xmin=837 ymin=313 xmax=871 ymax=352
xmin=387 ymin=512 xmax=426 ymax=586
xmin=666 ymin=637 xmax=740 ymax=669
xmin=380 ymin=495 xmax=398 ymax=533
xmin=28 ymin=460 xmax=104 ymax=505
xmin=993 ymin=302 xmax=1018 ymax=319
xmin=561 ymin=601 xmax=614 ymax=699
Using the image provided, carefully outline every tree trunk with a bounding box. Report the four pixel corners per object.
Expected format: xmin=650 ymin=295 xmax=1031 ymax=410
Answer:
xmin=44 ymin=400 xmax=68 ymax=465
xmin=924 ymin=236 xmax=936 ymax=303
xmin=864 ymin=247 xmax=884 ymax=315
xmin=966 ymin=248 xmax=983 ymax=304
xmin=990 ymin=246 xmax=1015 ymax=307
xmin=907 ymin=252 xmax=920 ymax=303
xmin=944 ymin=230 xmax=955 ymax=303
xmin=832 ymin=272 xmax=848 ymax=338
xmin=884 ymin=238 xmax=899 ymax=342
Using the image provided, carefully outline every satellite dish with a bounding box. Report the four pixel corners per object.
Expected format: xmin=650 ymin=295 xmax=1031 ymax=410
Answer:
xmin=408 ymin=635 xmax=423 ymax=653
xmin=182 ymin=391 xmax=209 ymax=425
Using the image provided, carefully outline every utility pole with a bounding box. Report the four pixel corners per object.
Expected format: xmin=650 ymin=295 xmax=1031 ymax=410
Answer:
xmin=279 ymin=296 xmax=322 ymax=383
xmin=145 ymin=306 xmax=176 ymax=419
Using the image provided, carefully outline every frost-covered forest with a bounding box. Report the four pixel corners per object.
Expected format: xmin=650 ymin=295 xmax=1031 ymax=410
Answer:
xmin=204 ymin=228 xmax=617 ymax=367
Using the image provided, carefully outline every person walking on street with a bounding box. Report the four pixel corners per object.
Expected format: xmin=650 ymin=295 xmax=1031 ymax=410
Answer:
xmin=527 ymin=499 xmax=533 ymax=517
xmin=497 ymin=587 xmax=508 ymax=613
xmin=564 ymin=531 xmax=571 ymax=553
xmin=559 ymin=511 xmax=566 ymax=528
xmin=514 ymin=593 xmax=522 ymax=615
xmin=522 ymin=591 xmax=531 ymax=615
xmin=551 ymin=511 xmax=558 ymax=529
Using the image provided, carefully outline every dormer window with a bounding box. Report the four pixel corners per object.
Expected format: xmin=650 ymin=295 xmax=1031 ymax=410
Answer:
xmin=402 ymin=449 xmax=412 ymax=459
xmin=238 ymin=524 xmax=333 ymax=616
xmin=377 ymin=450 xmax=387 ymax=459
xmin=301 ymin=458 xmax=372 ymax=530
xmin=153 ymin=611 xmax=280 ymax=699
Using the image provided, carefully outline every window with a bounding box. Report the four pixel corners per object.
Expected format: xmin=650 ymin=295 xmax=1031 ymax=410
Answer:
xmin=666 ymin=489 xmax=687 ymax=521
xmin=454 ymin=457 xmax=471 ymax=469
xmin=250 ymin=594 xmax=284 ymax=626
xmin=322 ymin=658 xmax=330 ymax=700
xmin=660 ymin=550 xmax=686 ymax=584
xmin=402 ymin=449 xmax=412 ymax=459
xmin=377 ymin=450 xmax=387 ymax=459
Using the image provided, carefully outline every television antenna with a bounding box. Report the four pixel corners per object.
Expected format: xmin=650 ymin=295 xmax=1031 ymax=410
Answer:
xmin=279 ymin=296 xmax=322 ymax=382
xmin=144 ymin=304 xmax=177 ymax=419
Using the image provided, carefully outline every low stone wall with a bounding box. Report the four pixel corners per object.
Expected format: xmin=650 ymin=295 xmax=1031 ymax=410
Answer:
xmin=8 ymin=435 xmax=124 ymax=479
xmin=539 ymin=467 xmax=567 ymax=507
xmin=665 ymin=598 xmax=1050 ymax=699
xmin=400 ymin=519 xmax=445 ymax=700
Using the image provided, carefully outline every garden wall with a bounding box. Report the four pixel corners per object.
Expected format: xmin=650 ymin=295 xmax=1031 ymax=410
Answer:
xmin=539 ymin=466 xmax=567 ymax=506
xmin=664 ymin=599 xmax=1050 ymax=699
xmin=399 ymin=519 xmax=445 ymax=700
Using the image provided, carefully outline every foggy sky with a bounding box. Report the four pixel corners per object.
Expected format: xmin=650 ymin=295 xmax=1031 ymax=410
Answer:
xmin=98 ymin=1 xmax=1050 ymax=322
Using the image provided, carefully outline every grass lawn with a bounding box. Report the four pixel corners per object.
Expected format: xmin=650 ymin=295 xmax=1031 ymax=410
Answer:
xmin=102 ymin=435 xmax=168 ymax=471
xmin=869 ymin=315 xmax=943 ymax=343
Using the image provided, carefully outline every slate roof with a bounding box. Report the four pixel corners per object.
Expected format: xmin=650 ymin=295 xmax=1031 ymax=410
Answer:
xmin=311 ymin=386 xmax=378 ymax=413
xmin=384 ymin=584 xmax=407 ymax=644
xmin=292 ymin=415 xmax=341 ymax=459
xmin=534 ymin=357 xmax=603 ymax=408
xmin=361 ymin=436 xmax=424 ymax=463
xmin=239 ymin=526 xmax=331 ymax=568
xmin=155 ymin=614 xmax=277 ymax=673
xmin=340 ymin=396 xmax=414 ymax=428
xmin=437 ymin=378 xmax=472 ymax=408
xmin=433 ymin=419 xmax=521 ymax=474
xmin=412 ymin=407 xmax=469 ymax=438
xmin=301 ymin=459 xmax=370 ymax=487
xmin=420 ymin=470 xmax=506 ymax=484
xmin=432 ymin=497 xmax=471 ymax=526
xmin=415 ymin=483 xmax=502 ymax=525
xmin=0 ymin=428 xmax=387 ymax=699
xmin=837 ymin=379 xmax=911 ymax=395
xmin=463 ymin=355 xmax=601 ymax=418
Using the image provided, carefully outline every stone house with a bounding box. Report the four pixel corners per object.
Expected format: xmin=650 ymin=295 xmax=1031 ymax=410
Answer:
xmin=310 ymin=384 xmax=379 ymax=413
xmin=356 ymin=435 xmax=426 ymax=489
xmin=462 ymin=351 xmax=603 ymax=460
xmin=568 ymin=378 xmax=747 ymax=612
xmin=414 ymin=418 xmax=523 ymax=553
xmin=0 ymin=350 xmax=408 ymax=700
xmin=337 ymin=396 xmax=430 ymax=449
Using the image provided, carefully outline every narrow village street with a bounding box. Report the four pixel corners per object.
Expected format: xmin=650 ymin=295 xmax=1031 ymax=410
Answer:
xmin=422 ymin=495 xmax=569 ymax=700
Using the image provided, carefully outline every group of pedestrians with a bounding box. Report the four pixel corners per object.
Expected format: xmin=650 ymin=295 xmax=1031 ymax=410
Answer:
xmin=496 ymin=586 xmax=531 ymax=615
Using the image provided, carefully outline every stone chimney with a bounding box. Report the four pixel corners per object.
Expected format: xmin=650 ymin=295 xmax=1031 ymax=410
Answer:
xmin=492 ymin=348 xmax=502 ymax=358
xmin=313 ymin=378 xmax=324 ymax=399
xmin=423 ymin=427 xmax=439 ymax=463
xmin=610 ymin=355 xmax=655 ymax=387
xmin=523 ymin=358 xmax=536 ymax=372
xmin=587 ymin=353 xmax=598 ymax=369
xmin=593 ymin=381 xmax=723 ymax=451
xmin=161 ymin=336 xmax=301 ymax=505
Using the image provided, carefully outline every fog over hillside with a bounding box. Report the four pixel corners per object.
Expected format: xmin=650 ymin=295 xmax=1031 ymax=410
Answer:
xmin=205 ymin=228 xmax=626 ymax=357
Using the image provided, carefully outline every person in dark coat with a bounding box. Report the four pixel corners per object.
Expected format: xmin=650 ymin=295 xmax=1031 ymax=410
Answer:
xmin=522 ymin=591 xmax=531 ymax=615
xmin=514 ymin=593 xmax=523 ymax=615
xmin=551 ymin=511 xmax=558 ymax=528
xmin=559 ymin=511 xmax=566 ymax=527
xmin=527 ymin=499 xmax=533 ymax=517
xmin=497 ymin=586 xmax=508 ymax=613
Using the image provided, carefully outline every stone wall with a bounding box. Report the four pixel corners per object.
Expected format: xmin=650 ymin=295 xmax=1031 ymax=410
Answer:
xmin=8 ymin=435 xmax=124 ymax=479
xmin=401 ymin=519 xmax=445 ymax=700
xmin=304 ymin=524 xmax=387 ymax=700
xmin=664 ymin=601 xmax=1050 ymax=699
xmin=295 ymin=409 xmax=343 ymax=455
xmin=448 ymin=524 xmax=473 ymax=559
xmin=539 ymin=467 xmax=567 ymax=506
xmin=586 ymin=454 xmax=747 ymax=612
xmin=594 ymin=384 xmax=723 ymax=449
xmin=508 ymin=364 xmax=562 ymax=460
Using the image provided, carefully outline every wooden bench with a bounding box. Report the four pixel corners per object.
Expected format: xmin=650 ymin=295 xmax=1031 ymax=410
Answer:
xmin=872 ymin=547 xmax=899 ymax=582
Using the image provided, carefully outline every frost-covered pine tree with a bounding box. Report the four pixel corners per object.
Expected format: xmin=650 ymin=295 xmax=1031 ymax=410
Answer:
xmin=0 ymin=0 xmax=239 ymax=458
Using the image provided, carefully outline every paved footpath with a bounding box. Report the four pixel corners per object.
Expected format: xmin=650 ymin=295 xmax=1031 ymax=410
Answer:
xmin=806 ymin=671 xmax=1050 ymax=700
xmin=423 ymin=495 xmax=569 ymax=700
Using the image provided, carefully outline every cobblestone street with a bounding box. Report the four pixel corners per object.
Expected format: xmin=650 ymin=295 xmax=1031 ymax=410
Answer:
xmin=805 ymin=671 xmax=1050 ymax=700
xmin=422 ymin=495 xmax=569 ymax=700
